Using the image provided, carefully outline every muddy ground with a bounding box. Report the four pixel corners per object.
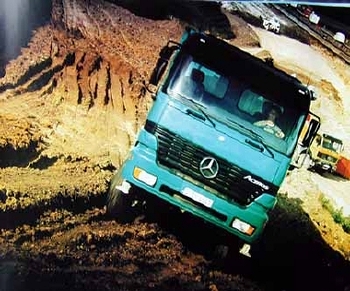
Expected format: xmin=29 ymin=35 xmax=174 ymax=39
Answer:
xmin=0 ymin=1 xmax=350 ymax=291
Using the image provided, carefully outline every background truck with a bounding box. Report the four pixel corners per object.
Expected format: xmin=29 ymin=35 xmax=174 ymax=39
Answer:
xmin=106 ymin=28 xmax=320 ymax=255
xmin=292 ymin=125 xmax=344 ymax=173
xmin=309 ymin=132 xmax=344 ymax=172
xmin=261 ymin=16 xmax=280 ymax=34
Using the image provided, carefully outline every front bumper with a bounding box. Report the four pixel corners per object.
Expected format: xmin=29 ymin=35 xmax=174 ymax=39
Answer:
xmin=314 ymin=161 xmax=334 ymax=172
xmin=117 ymin=143 xmax=275 ymax=243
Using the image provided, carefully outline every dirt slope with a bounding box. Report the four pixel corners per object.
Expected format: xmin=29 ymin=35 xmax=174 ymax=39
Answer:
xmin=0 ymin=1 xmax=350 ymax=291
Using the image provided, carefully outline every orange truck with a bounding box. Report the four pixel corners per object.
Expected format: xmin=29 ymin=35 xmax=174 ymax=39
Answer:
xmin=336 ymin=156 xmax=350 ymax=179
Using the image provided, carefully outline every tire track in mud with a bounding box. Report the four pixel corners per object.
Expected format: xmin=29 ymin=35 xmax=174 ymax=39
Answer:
xmin=2 ymin=192 xmax=350 ymax=291
xmin=0 ymin=200 xmax=262 ymax=291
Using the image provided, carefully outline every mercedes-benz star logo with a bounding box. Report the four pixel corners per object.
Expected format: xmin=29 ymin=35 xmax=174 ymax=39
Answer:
xmin=199 ymin=157 xmax=219 ymax=179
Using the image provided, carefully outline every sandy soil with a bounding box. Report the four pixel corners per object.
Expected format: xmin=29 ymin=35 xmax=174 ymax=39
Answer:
xmin=0 ymin=1 xmax=349 ymax=291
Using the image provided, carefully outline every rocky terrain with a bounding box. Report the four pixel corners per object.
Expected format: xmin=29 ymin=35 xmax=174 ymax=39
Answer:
xmin=0 ymin=1 xmax=349 ymax=291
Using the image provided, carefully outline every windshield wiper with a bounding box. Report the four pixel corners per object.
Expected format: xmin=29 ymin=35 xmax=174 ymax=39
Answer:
xmin=181 ymin=95 xmax=216 ymax=128
xmin=227 ymin=118 xmax=274 ymax=158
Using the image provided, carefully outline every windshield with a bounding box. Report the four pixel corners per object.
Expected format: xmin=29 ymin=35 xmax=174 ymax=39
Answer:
xmin=322 ymin=136 xmax=343 ymax=153
xmin=164 ymin=53 xmax=304 ymax=155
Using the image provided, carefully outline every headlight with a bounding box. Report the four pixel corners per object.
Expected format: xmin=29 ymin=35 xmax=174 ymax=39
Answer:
xmin=133 ymin=167 xmax=157 ymax=187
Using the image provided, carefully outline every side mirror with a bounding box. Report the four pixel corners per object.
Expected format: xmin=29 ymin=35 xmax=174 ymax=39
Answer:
xmin=301 ymin=117 xmax=320 ymax=147
xmin=149 ymin=41 xmax=180 ymax=86
xmin=307 ymin=85 xmax=317 ymax=101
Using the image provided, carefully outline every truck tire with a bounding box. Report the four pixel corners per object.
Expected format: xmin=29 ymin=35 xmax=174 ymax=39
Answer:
xmin=106 ymin=181 xmax=134 ymax=223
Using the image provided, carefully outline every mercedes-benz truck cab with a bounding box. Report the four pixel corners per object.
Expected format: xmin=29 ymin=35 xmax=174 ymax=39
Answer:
xmin=106 ymin=28 xmax=320 ymax=255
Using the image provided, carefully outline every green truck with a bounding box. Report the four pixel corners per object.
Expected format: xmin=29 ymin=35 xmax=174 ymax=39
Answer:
xmin=106 ymin=28 xmax=320 ymax=256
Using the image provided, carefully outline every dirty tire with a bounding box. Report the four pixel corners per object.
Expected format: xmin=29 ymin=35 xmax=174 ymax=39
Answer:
xmin=106 ymin=186 xmax=133 ymax=223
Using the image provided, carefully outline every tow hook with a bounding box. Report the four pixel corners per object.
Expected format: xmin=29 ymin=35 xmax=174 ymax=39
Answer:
xmin=239 ymin=243 xmax=252 ymax=257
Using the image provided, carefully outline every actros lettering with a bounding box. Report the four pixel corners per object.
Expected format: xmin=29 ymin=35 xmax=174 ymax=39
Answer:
xmin=244 ymin=175 xmax=269 ymax=191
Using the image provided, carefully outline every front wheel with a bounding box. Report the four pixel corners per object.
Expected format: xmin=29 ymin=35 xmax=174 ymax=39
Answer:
xmin=106 ymin=188 xmax=128 ymax=218
xmin=106 ymin=175 xmax=135 ymax=222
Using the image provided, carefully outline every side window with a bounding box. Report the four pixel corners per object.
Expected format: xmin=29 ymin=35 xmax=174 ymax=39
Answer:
xmin=323 ymin=139 xmax=332 ymax=150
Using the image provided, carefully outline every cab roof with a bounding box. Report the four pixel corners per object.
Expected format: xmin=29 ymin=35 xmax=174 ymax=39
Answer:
xmin=180 ymin=30 xmax=312 ymax=111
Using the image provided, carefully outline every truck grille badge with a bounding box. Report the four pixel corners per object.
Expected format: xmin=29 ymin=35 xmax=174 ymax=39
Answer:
xmin=200 ymin=157 xmax=219 ymax=179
